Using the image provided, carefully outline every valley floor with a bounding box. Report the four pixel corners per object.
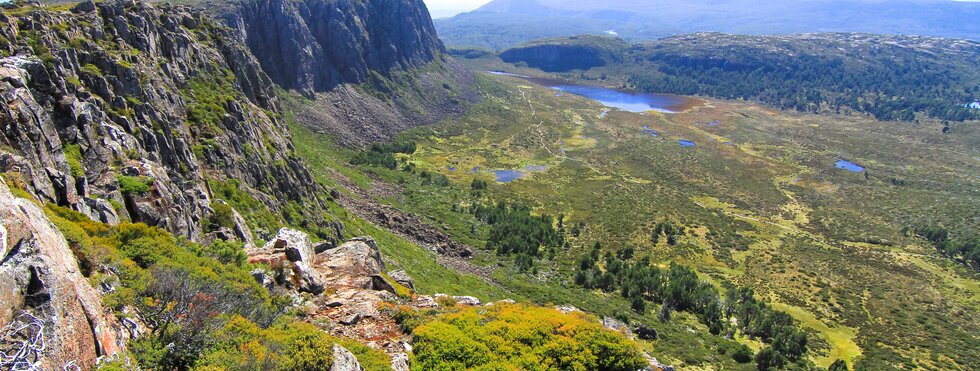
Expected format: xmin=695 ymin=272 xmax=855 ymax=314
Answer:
xmin=308 ymin=71 xmax=980 ymax=369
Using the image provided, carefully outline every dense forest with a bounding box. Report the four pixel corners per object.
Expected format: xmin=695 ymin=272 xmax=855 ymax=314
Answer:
xmin=631 ymin=51 xmax=980 ymax=122
xmin=470 ymin=202 xmax=564 ymax=272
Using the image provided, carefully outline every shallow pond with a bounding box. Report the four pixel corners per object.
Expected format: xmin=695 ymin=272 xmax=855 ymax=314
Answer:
xmin=493 ymin=165 xmax=548 ymax=183
xmin=677 ymin=140 xmax=696 ymax=147
xmin=835 ymin=160 xmax=865 ymax=172
xmin=494 ymin=170 xmax=526 ymax=183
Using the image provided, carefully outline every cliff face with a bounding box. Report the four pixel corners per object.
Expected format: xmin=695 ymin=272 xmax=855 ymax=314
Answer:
xmin=221 ymin=0 xmax=445 ymax=97
xmin=213 ymin=0 xmax=477 ymax=147
xmin=0 ymin=0 xmax=322 ymax=241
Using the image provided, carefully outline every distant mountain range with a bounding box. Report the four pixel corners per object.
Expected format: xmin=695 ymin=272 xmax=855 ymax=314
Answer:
xmin=435 ymin=0 xmax=980 ymax=49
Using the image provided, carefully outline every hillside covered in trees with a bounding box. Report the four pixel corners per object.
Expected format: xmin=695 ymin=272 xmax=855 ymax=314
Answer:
xmin=495 ymin=33 xmax=980 ymax=122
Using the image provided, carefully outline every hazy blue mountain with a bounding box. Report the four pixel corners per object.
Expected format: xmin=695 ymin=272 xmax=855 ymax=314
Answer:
xmin=436 ymin=0 xmax=980 ymax=49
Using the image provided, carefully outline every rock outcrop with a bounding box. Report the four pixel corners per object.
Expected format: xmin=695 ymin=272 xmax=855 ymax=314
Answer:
xmin=0 ymin=176 xmax=124 ymax=370
xmin=330 ymin=343 xmax=363 ymax=371
xmin=247 ymin=228 xmax=325 ymax=294
xmin=314 ymin=237 xmax=388 ymax=290
xmin=391 ymin=352 xmax=410 ymax=371
xmin=388 ymin=270 xmax=415 ymax=290
xmin=601 ymin=317 xmax=635 ymax=340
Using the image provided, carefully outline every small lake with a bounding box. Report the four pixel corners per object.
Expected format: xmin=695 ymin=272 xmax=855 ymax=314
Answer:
xmin=494 ymin=170 xmax=526 ymax=183
xmin=488 ymin=71 xmax=698 ymax=113
xmin=835 ymin=160 xmax=865 ymax=172
xmin=493 ymin=165 xmax=548 ymax=183
xmin=677 ymin=140 xmax=696 ymax=147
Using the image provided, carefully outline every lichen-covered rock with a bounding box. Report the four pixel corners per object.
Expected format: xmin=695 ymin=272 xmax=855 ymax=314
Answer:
xmin=452 ymin=296 xmax=482 ymax=306
xmin=330 ymin=343 xmax=363 ymax=371
xmin=314 ymin=237 xmax=386 ymax=290
xmin=388 ymin=269 xmax=415 ymax=290
xmin=391 ymin=352 xmax=410 ymax=371
xmin=414 ymin=295 xmax=438 ymax=308
xmin=0 ymin=176 xmax=124 ymax=370
xmin=313 ymin=237 xmax=339 ymax=254
xmin=247 ymin=228 xmax=325 ymax=294
xmin=556 ymin=305 xmax=581 ymax=314
xmin=602 ymin=317 xmax=635 ymax=340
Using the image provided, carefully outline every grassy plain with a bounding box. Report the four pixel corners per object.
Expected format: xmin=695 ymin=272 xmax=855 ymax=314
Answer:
xmin=386 ymin=71 xmax=980 ymax=369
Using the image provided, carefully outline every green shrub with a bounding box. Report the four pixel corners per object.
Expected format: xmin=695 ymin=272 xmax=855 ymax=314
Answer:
xmin=63 ymin=144 xmax=84 ymax=178
xmin=470 ymin=179 xmax=488 ymax=190
xmin=197 ymin=316 xmax=390 ymax=371
xmin=117 ymin=175 xmax=153 ymax=195
xmin=207 ymin=202 xmax=236 ymax=231
xmin=183 ymin=71 xmax=238 ymax=138
xmin=43 ymin=205 xmax=282 ymax=370
xmin=731 ymin=344 xmax=753 ymax=363
xmin=205 ymin=239 xmax=246 ymax=267
xmin=210 ymin=179 xmax=283 ymax=238
xmin=81 ymin=63 xmax=103 ymax=77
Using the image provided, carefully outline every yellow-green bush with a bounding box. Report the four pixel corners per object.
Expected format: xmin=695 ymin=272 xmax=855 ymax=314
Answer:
xmin=411 ymin=303 xmax=646 ymax=371
xmin=43 ymin=205 xmax=278 ymax=369
xmin=197 ymin=317 xmax=333 ymax=371
xmin=196 ymin=316 xmax=390 ymax=371
xmin=64 ymin=143 xmax=85 ymax=178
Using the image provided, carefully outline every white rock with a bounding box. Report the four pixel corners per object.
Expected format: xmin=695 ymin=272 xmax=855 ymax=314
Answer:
xmin=391 ymin=352 xmax=410 ymax=371
xmin=329 ymin=344 xmax=363 ymax=371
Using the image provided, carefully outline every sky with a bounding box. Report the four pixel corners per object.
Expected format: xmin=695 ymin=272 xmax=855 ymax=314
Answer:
xmin=424 ymin=0 xmax=494 ymax=19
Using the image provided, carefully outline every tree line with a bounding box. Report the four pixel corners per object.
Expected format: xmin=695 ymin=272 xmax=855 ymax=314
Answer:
xmin=909 ymin=225 xmax=979 ymax=270
xmin=351 ymin=140 xmax=417 ymax=169
xmin=628 ymin=50 xmax=980 ymax=122
xmin=575 ymin=241 xmax=815 ymax=370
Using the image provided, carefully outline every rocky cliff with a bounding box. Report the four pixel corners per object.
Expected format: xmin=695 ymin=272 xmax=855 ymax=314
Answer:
xmin=220 ymin=0 xmax=444 ymax=97
xmin=211 ymin=0 xmax=479 ymax=147
xmin=0 ymin=0 xmax=324 ymax=241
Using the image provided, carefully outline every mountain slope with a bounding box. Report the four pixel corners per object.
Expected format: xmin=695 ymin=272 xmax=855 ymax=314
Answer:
xmin=436 ymin=0 xmax=980 ymax=49
xmin=0 ymin=1 xmax=648 ymax=369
